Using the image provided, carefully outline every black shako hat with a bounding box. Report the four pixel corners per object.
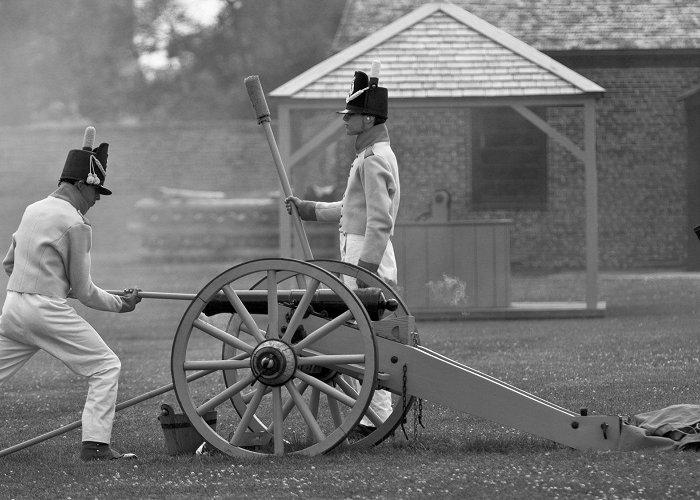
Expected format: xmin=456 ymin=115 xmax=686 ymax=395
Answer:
xmin=337 ymin=60 xmax=388 ymax=119
xmin=60 ymin=126 xmax=112 ymax=195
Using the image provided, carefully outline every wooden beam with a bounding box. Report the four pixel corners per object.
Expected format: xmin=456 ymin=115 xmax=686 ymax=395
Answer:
xmin=286 ymin=118 xmax=344 ymax=170
xmin=583 ymin=100 xmax=599 ymax=309
xmin=513 ymin=102 xmax=600 ymax=310
xmin=512 ymin=104 xmax=586 ymax=162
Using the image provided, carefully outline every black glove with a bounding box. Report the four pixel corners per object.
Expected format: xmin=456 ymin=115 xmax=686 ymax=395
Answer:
xmin=356 ymin=260 xmax=379 ymax=289
xmin=119 ymin=288 xmax=142 ymax=313
xmin=284 ymin=196 xmax=317 ymax=221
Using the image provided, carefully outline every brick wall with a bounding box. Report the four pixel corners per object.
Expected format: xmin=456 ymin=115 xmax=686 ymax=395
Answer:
xmin=308 ymin=65 xmax=700 ymax=271
xmin=586 ymin=66 xmax=696 ymax=269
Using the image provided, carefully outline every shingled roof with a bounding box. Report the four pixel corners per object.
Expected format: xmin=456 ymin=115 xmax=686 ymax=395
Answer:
xmin=272 ymin=3 xmax=604 ymax=100
xmin=333 ymin=0 xmax=700 ymax=52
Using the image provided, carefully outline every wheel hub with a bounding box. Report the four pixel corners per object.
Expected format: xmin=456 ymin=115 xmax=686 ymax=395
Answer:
xmin=250 ymin=339 xmax=297 ymax=386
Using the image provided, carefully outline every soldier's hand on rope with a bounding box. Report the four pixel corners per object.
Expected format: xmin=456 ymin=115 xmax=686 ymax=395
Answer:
xmin=119 ymin=288 xmax=142 ymax=313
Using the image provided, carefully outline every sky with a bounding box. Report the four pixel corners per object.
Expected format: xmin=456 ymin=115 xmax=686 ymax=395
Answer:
xmin=179 ymin=0 xmax=223 ymax=25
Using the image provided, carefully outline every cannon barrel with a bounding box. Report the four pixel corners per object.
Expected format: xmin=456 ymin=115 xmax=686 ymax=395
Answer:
xmin=202 ymin=287 xmax=397 ymax=321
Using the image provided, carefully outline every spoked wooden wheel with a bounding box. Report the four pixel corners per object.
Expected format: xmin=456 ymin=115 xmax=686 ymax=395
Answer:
xmin=171 ymin=258 xmax=378 ymax=457
xmin=225 ymin=259 xmax=416 ymax=449
xmin=310 ymin=260 xmax=417 ymax=448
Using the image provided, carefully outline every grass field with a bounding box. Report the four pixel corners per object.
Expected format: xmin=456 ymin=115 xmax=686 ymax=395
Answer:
xmin=0 ymin=255 xmax=699 ymax=499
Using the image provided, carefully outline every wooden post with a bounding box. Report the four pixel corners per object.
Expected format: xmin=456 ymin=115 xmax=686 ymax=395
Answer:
xmin=584 ymin=99 xmax=599 ymax=310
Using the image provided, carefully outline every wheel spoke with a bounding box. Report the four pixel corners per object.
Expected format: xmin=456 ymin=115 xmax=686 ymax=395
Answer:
xmin=184 ymin=359 xmax=250 ymax=371
xmin=266 ymin=270 xmax=279 ymax=339
xmin=196 ymin=372 xmax=256 ymax=415
xmin=265 ymin=380 xmax=309 ymax=433
xmin=299 ymin=349 xmax=367 ymax=379
xmin=306 ymin=387 xmax=321 ymax=444
xmin=222 ymin=284 xmax=266 ymax=343
xmin=360 ymin=406 xmax=383 ymax=427
xmin=334 ymin=376 xmax=383 ymax=427
xmin=297 ymin=353 xmax=365 ymax=367
xmin=281 ymin=279 xmax=320 ymax=343
xmin=293 ymin=310 xmax=354 ymax=351
xmin=333 ymin=375 xmax=360 ymax=399
xmin=193 ymin=318 xmax=255 ymax=354
xmin=295 ymin=370 xmax=356 ymax=407
xmin=229 ymin=381 xmax=267 ymax=446
xmin=327 ymin=395 xmax=343 ymax=428
xmin=286 ymin=380 xmax=325 ymax=443
xmin=309 ymin=387 xmax=320 ymax=417
xmin=272 ymin=387 xmax=285 ymax=455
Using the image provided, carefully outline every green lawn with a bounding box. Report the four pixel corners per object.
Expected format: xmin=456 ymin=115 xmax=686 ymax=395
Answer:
xmin=0 ymin=259 xmax=699 ymax=499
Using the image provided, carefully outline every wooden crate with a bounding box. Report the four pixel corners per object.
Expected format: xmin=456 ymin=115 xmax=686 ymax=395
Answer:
xmin=393 ymin=220 xmax=511 ymax=317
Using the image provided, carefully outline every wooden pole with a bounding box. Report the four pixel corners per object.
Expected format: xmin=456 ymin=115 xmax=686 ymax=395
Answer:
xmin=245 ymin=75 xmax=314 ymax=261
xmin=0 ymin=369 xmax=213 ymax=458
xmin=107 ymin=290 xmax=195 ymax=300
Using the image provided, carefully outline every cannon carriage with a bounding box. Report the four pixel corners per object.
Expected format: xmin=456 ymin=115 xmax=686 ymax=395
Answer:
xmin=165 ymin=256 xmax=621 ymax=458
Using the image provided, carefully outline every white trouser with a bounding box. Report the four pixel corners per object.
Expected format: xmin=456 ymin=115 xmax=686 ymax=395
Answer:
xmin=340 ymin=233 xmax=395 ymax=425
xmin=0 ymin=292 xmax=121 ymax=443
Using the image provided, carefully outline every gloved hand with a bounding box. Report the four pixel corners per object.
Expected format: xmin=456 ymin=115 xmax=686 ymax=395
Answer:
xmin=284 ymin=196 xmax=317 ymax=221
xmin=356 ymin=260 xmax=379 ymax=289
xmin=119 ymin=288 xmax=142 ymax=313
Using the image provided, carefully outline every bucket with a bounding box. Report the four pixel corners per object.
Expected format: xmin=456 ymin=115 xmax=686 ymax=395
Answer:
xmin=158 ymin=403 xmax=217 ymax=455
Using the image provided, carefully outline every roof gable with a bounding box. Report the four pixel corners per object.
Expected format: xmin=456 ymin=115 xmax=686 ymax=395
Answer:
xmin=271 ymin=3 xmax=604 ymax=99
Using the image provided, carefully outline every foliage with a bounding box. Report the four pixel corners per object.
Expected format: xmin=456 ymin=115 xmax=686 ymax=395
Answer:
xmin=139 ymin=0 xmax=347 ymax=120
xmin=0 ymin=0 xmax=346 ymax=125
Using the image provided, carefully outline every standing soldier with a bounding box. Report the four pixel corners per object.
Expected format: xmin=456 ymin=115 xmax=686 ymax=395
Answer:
xmin=286 ymin=62 xmax=400 ymax=437
xmin=0 ymin=128 xmax=142 ymax=460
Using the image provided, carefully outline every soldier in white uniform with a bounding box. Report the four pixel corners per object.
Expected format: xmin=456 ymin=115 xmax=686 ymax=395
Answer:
xmin=286 ymin=63 xmax=399 ymax=437
xmin=0 ymin=129 xmax=141 ymax=461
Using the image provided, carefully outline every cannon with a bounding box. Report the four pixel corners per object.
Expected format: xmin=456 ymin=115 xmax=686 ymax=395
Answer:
xmin=0 ymin=256 xmax=624 ymax=459
xmin=163 ymin=256 xmax=621 ymax=457
xmin=200 ymin=286 xmax=399 ymax=321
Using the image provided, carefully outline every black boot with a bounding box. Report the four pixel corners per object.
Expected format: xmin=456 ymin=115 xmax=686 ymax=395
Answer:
xmin=80 ymin=441 xmax=137 ymax=461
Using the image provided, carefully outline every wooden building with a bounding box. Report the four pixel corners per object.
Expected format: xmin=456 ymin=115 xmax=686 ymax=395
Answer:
xmin=270 ymin=2 xmax=609 ymax=314
xmin=266 ymin=1 xmax=700 ymax=315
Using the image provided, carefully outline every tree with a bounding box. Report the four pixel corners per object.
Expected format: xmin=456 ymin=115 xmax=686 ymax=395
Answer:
xmin=0 ymin=0 xmax=347 ymax=124
xmin=137 ymin=0 xmax=346 ymax=120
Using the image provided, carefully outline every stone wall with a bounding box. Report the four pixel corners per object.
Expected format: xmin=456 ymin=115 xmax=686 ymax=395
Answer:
xmin=0 ymin=121 xmax=283 ymax=262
